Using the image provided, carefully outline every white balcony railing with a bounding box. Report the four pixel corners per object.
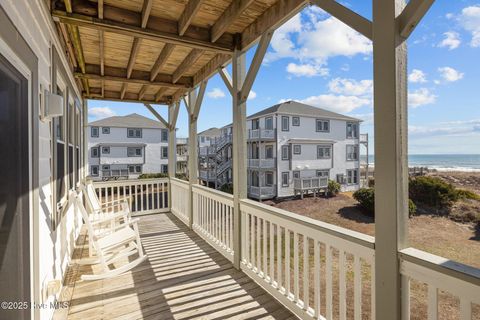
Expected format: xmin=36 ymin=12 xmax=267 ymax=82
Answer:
xmin=248 ymin=158 xmax=275 ymax=168
xmin=93 ymin=178 xmax=169 ymax=216
xmin=248 ymin=185 xmax=276 ymax=198
xmin=101 ymin=169 xmax=129 ymax=179
xmin=176 ymin=154 xmax=188 ymax=162
xmin=293 ymin=176 xmax=329 ymax=190
xmin=249 ymin=128 xmax=276 ymax=140
xmin=170 ymin=177 xmax=190 ymax=225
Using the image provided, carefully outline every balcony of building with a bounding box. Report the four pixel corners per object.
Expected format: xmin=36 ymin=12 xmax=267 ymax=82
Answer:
xmin=248 ymin=129 xmax=276 ymax=141
xmin=248 ymin=158 xmax=276 ymax=169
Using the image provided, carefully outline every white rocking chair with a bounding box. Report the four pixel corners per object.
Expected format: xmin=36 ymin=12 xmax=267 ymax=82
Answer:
xmin=73 ymin=193 xmax=147 ymax=281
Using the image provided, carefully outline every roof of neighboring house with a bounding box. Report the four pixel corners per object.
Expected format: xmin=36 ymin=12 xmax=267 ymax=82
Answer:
xmin=198 ymin=127 xmax=222 ymax=137
xmin=88 ymin=113 xmax=167 ymax=129
xmin=247 ymin=101 xmax=361 ymax=122
xmin=92 ymin=143 xmax=147 ymax=147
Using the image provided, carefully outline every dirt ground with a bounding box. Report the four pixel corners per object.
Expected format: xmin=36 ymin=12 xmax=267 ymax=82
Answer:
xmin=430 ymin=171 xmax=480 ymax=194
xmin=265 ymin=193 xmax=480 ymax=269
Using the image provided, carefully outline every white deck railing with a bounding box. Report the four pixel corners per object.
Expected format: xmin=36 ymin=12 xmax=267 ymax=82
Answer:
xmin=170 ymin=178 xmax=190 ymax=225
xmin=400 ymin=247 xmax=480 ymax=320
xmin=192 ymin=184 xmax=235 ymax=262
xmin=240 ymin=199 xmax=375 ymax=320
xmin=249 ymin=129 xmax=276 ymax=140
xmin=93 ymin=178 xmax=169 ymax=216
xmin=248 ymin=158 xmax=275 ymax=168
xmin=248 ymin=185 xmax=276 ymax=199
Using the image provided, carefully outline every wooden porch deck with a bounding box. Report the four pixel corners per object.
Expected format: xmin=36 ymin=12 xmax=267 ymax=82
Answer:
xmin=55 ymin=213 xmax=296 ymax=320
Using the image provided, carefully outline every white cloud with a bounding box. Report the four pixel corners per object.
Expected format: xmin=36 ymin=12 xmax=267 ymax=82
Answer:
xmin=207 ymin=87 xmax=225 ymax=99
xmin=286 ymin=63 xmax=328 ymax=77
xmin=89 ymin=107 xmax=116 ymax=118
xmin=408 ymin=69 xmax=427 ymax=83
xmin=438 ymin=31 xmax=461 ymax=50
xmin=438 ymin=67 xmax=464 ymax=82
xmin=267 ymin=9 xmax=372 ymax=77
xmin=281 ymin=94 xmax=370 ymax=113
xmin=328 ymin=78 xmax=373 ymax=96
xmin=408 ymin=88 xmax=436 ymax=108
xmin=248 ymin=90 xmax=257 ymax=100
xmin=460 ymin=5 xmax=480 ymax=47
xmin=409 ymin=121 xmax=480 ymax=137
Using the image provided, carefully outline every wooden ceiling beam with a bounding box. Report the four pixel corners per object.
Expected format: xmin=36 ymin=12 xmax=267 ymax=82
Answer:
xmin=178 ymin=0 xmax=204 ymax=36
xmin=193 ymin=53 xmax=230 ymax=86
xmin=120 ymin=83 xmax=128 ymax=100
xmin=150 ymin=43 xmax=175 ymax=82
xmin=58 ymin=23 xmax=77 ymax=68
xmin=75 ymin=72 xmax=189 ymax=89
xmin=172 ymin=49 xmax=203 ymax=83
xmin=126 ymin=38 xmax=142 ymax=79
xmin=240 ymin=0 xmax=308 ymax=50
xmin=155 ymin=87 xmax=168 ymax=102
xmin=211 ymin=0 xmax=255 ymax=43
xmin=86 ymin=88 xmax=170 ymax=104
xmin=141 ymin=0 xmax=154 ymax=29
xmin=138 ymin=85 xmax=149 ymax=100
xmin=52 ymin=1 xmax=234 ymax=54
xmin=98 ymin=0 xmax=104 ymax=19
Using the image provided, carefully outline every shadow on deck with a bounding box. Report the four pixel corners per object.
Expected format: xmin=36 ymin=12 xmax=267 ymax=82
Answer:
xmin=55 ymin=213 xmax=296 ymax=320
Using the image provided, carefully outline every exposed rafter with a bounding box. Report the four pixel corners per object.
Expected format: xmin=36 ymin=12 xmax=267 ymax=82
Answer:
xmin=311 ymin=0 xmax=372 ymax=40
xmin=178 ymin=0 xmax=204 ymax=36
xmin=98 ymin=0 xmax=104 ymax=19
xmin=126 ymin=38 xmax=142 ymax=79
xmin=193 ymin=53 xmax=230 ymax=86
xmin=155 ymin=87 xmax=168 ymax=102
xmin=52 ymin=1 xmax=234 ymax=54
xmin=120 ymin=83 xmax=128 ymax=99
xmin=74 ymin=72 xmax=190 ymax=89
xmin=172 ymin=49 xmax=203 ymax=83
xmin=86 ymin=89 xmax=169 ymax=104
xmin=150 ymin=43 xmax=176 ymax=82
xmin=141 ymin=0 xmax=154 ymax=28
xmin=58 ymin=23 xmax=77 ymax=68
xmin=211 ymin=0 xmax=255 ymax=43
xmin=138 ymin=85 xmax=149 ymax=100
xmin=397 ymin=0 xmax=435 ymax=39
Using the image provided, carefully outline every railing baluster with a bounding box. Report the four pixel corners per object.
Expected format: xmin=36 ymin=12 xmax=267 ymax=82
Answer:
xmin=263 ymin=218 xmax=267 ymax=277
xmin=371 ymin=261 xmax=376 ymax=320
xmin=257 ymin=216 xmax=261 ymax=274
xmin=269 ymin=221 xmax=274 ymax=283
xmin=140 ymin=183 xmax=144 ymax=211
xmin=460 ymin=299 xmax=471 ymax=320
xmin=326 ymin=244 xmax=333 ymax=320
xmin=303 ymin=235 xmax=309 ymax=310
xmin=354 ymin=256 xmax=362 ymax=320
xmin=286 ymin=229 xmax=291 ymax=296
xmin=401 ymin=275 xmax=410 ymax=320
xmin=294 ymin=232 xmax=299 ymax=302
xmin=427 ymin=285 xmax=438 ymax=320
xmin=340 ymin=250 xmax=346 ymax=320
xmin=277 ymin=225 xmax=282 ymax=291
xmin=314 ymin=240 xmax=320 ymax=318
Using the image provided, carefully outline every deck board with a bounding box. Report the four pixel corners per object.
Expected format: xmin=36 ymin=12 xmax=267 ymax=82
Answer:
xmin=55 ymin=213 xmax=296 ymax=320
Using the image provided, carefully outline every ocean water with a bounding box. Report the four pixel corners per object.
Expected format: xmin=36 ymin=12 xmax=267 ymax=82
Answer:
xmin=361 ymin=154 xmax=480 ymax=172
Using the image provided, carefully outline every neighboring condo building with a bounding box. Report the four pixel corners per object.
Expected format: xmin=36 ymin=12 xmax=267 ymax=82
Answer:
xmin=88 ymin=113 xmax=169 ymax=180
xmin=199 ymin=101 xmax=362 ymax=199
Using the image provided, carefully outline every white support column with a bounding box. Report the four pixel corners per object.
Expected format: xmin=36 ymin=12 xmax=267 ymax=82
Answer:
xmin=373 ymin=0 xmax=408 ymax=319
xmin=168 ymin=102 xmax=180 ymax=178
xmin=232 ymin=49 xmax=247 ymax=270
xmin=187 ymin=90 xmax=198 ymax=229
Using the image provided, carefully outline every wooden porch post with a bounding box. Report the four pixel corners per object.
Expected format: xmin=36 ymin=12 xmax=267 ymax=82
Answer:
xmin=168 ymin=101 xmax=180 ymax=179
xmin=187 ymin=90 xmax=198 ymax=229
xmin=373 ymin=0 xmax=408 ymax=318
xmin=232 ymin=48 xmax=247 ymax=270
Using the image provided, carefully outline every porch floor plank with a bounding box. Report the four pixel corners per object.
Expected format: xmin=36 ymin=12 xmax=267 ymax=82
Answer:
xmin=55 ymin=213 xmax=296 ymax=320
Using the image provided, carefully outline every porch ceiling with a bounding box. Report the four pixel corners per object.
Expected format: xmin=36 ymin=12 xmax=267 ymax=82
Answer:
xmin=52 ymin=0 xmax=308 ymax=105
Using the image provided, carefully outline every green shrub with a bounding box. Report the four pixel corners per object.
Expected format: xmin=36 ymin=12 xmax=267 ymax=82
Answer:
xmin=456 ymin=189 xmax=480 ymax=201
xmin=138 ymin=173 xmax=168 ymax=179
xmin=327 ymin=180 xmax=341 ymax=197
xmin=175 ymin=173 xmax=188 ymax=181
xmin=353 ymin=188 xmax=375 ymax=216
xmin=220 ymin=183 xmax=233 ymax=194
xmin=353 ymin=188 xmax=417 ymax=217
xmin=409 ymin=176 xmax=459 ymax=208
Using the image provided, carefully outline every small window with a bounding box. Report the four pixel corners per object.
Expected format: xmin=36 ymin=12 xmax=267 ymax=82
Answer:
xmin=347 ymin=169 xmax=359 ymax=184
xmin=128 ymin=165 xmax=135 ymax=173
xmin=265 ymin=145 xmax=274 ymax=159
xmin=127 ymin=147 xmax=142 ymax=157
xmin=281 ymin=172 xmax=289 ymax=187
xmin=252 ymin=119 xmax=259 ymax=130
xmin=127 ymin=128 xmax=142 ymax=138
xmin=102 ymin=165 xmax=110 ymax=170
xmin=102 ymin=146 xmax=110 ymax=154
xmin=316 ymin=170 xmax=329 ymax=177
xmin=91 ymin=126 xmax=99 ymax=137
xmin=265 ymin=117 xmax=273 ymax=130
xmin=316 ymin=119 xmax=330 ymax=132
xmin=281 ymin=145 xmax=289 ymax=160
xmin=347 ymin=122 xmax=358 ymax=139
xmin=281 ymin=116 xmax=289 ymax=131
xmin=161 ymin=146 xmax=168 ymax=159
xmin=293 ymin=171 xmax=300 ymax=179
xmin=317 ymin=145 xmax=331 ymax=159
xmin=161 ymin=164 xmax=168 ymax=173
xmin=346 ymin=145 xmax=359 ymax=161
xmin=161 ymin=129 xmax=168 ymax=142
xmin=135 ymin=165 xmax=142 ymax=173
xmin=293 ymin=144 xmax=301 ymax=155
xmin=91 ymin=147 xmax=99 ymax=158
xmin=265 ymin=172 xmax=274 ymax=186
xmin=292 ymin=117 xmax=300 ymax=126
xmin=102 ymin=127 xmax=110 ymax=134
xmin=91 ymin=165 xmax=99 ymax=176
xmin=337 ymin=174 xmax=346 ymax=184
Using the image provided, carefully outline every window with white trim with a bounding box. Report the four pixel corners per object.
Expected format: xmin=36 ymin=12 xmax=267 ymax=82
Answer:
xmin=281 ymin=116 xmax=289 ymax=131
xmin=128 ymin=165 xmax=142 ymax=173
xmin=317 ymin=145 xmax=331 ymax=159
xmin=316 ymin=169 xmax=329 ymax=177
xmin=281 ymin=145 xmax=289 ymax=160
xmin=91 ymin=147 xmax=99 ymax=158
xmin=161 ymin=164 xmax=168 ymax=173
xmin=347 ymin=169 xmax=359 ymax=184
xmin=265 ymin=145 xmax=273 ymax=159
xmin=102 ymin=165 xmax=110 ymax=170
xmin=346 ymin=122 xmax=358 ymax=138
xmin=161 ymin=129 xmax=168 ymax=142
xmin=127 ymin=147 xmax=142 ymax=157
xmin=346 ymin=145 xmax=359 ymax=161
xmin=127 ymin=128 xmax=142 ymax=138
xmin=265 ymin=117 xmax=273 ymax=130
xmin=91 ymin=165 xmax=99 ymax=176
xmin=337 ymin=174 xmax=346 ymax=184
xmin=251 ymin=119 xmax=259 ymax=130
xmin=316 ymin=119 xmax=330 ymax=132
xmin=161 ymin=146 xmax=168 ymax=159
xmin=91 ymin=126 xmax=99 ymax=137
xmin=292 ymin=116 xmax=300 ymax=126
xmin=281 ymin=172 xmax=289 ymax=187
xmin=293 ymin=171 xmax=300 ymax=179
xmin=265 ymin=172 xmax=274 ymax=186
xmin=102 ymin=146 xmax=110 ymax=154
xmin=102 ymin=127 xmax=110 ymax=134
xmin=293 ymin=144 xmax=301 ymax=155
xmin=251 ymin=171 xmax=259 ymax=187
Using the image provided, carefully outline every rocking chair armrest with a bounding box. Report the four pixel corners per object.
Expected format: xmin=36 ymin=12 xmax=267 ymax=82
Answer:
xmin=104 ymin=218 xmax=140 ymax=233
xmin=90 ymin=211 xmax=129 ymax=226
xmin=101 ymin=196 xmax=130 ymax=206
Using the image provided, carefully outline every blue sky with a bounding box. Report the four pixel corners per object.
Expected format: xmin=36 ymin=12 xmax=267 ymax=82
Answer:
xmin=88 ymin=1 xmax=480 ymax=155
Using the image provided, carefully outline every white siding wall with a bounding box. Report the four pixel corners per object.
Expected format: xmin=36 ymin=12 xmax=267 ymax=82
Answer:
xmin=88 ymin=126 xmax=168 ymax=180
xmin=1 ymin=1 xmax=84 ymax=319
